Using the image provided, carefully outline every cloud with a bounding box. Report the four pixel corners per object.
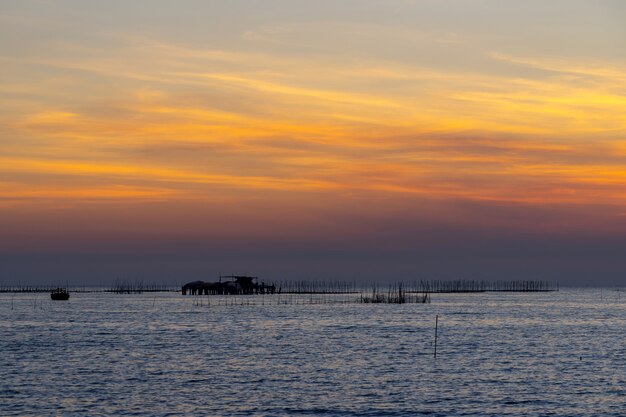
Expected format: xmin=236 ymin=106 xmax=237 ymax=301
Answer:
xmin=2 ymin=24 xmax=626 ymax=250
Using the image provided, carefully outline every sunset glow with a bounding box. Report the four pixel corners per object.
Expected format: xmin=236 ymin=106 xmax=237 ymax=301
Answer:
xmin=2 ymin=1 xmax=625 ymax=283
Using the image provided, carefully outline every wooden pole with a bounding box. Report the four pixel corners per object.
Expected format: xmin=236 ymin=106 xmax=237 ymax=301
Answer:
xmin=434 ymin=315 xmax=439 ymax=359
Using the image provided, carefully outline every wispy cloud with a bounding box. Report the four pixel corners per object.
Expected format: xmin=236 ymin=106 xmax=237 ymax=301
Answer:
xmin=2 ymin=22 xmax=626 ymax=229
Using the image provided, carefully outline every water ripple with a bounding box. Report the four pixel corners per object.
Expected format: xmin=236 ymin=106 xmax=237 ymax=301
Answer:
xmin=0 ymin=289 xmax=624 ymax=416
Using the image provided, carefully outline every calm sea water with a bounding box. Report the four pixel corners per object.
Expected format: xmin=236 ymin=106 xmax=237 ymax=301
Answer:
xmin=0 ymin=288 xmax=624 ymax=416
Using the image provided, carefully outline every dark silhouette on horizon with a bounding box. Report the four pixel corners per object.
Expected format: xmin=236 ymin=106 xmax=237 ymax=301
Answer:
xmin=182 ymin=275 xmax=276 ymax=295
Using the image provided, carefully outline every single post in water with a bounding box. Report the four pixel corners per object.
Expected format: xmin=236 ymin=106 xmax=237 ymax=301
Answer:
xmin=434 ymin=315 xmax=439 ymax=359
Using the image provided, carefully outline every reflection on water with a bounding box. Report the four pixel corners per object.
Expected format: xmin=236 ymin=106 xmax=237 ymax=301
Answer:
xmin=1 ymin=289 xmax=624 ymax=416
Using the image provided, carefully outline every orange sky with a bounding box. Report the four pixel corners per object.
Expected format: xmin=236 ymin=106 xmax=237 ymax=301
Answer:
xmin=1 ymin=1 xmax=626 ymax=284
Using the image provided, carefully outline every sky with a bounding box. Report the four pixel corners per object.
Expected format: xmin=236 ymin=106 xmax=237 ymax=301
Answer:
xmin=1 ymin=0 xmax=625 ymax=286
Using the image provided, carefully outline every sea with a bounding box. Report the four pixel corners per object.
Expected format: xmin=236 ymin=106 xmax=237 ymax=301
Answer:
xmin=1 ymin=288 xmax=624 ymax=416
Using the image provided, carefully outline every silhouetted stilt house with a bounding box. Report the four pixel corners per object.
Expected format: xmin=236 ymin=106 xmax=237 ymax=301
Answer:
xmin=182 ymin=275 xmax=276 ymax=295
